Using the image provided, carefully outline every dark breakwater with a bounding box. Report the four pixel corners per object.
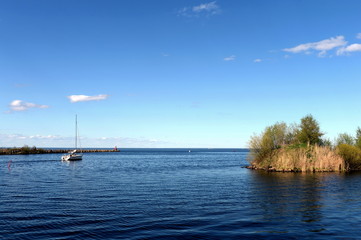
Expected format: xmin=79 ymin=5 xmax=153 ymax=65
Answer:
xmin=1 ymin=149 xmax=361 ymax=239
xmin=0 ymin=148 xmax=119 ymax=155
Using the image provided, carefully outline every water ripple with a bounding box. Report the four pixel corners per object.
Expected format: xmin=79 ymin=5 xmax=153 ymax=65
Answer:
xmin=2 ymin=151 xmax=361 ymax=239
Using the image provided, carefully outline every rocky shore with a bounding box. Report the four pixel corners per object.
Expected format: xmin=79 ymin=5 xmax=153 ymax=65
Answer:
xmin=245 ymin=165 xmax=337 ymax=173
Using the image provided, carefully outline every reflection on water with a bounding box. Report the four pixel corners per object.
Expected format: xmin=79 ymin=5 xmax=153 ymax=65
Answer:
xmin=250 ymin=172 xmax=325 ymax=233
xmin=1 ymin=150 xmax=361 ymax=239
xmin=249 ymin=171 xmax=361 ymax=237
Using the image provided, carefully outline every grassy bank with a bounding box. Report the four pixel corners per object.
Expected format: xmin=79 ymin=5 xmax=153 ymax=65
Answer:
xmin=248 ymin=115 xmax=361 ymax=172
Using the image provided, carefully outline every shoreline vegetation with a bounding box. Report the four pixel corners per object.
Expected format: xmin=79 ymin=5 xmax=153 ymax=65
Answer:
xmin=0 ymin=145 xmax=119 ymax=155
xmin=248 ymin=115 xmax=361 ymax=172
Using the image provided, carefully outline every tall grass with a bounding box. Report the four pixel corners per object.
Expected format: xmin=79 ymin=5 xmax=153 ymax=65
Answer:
xmin=249 ymin=145 xmax=346 ymax=172
xmin=275 ymin=146 xmax=345 ymax=172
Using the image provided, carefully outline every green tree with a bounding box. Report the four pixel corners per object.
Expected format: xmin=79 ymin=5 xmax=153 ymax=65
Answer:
xmin=320 ymin=138 xmax=332 ymax=147
xmin=266 ymin=122 xmax=288 ymax=149
xmin=296 ymin=115 xmax=323 ymax=146
xmin=356 ymin=127 xmax=361 ymax=149
xmin=336 ymin=133 xmax=355 ymax=146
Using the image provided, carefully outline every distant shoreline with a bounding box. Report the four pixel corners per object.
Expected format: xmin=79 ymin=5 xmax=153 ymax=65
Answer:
xmin=0 ymin=147 xmax=248 ymax=155
xmin=0 ymin=146 xmax=119 ymax=155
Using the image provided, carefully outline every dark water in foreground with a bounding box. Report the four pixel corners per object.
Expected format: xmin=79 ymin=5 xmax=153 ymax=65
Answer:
xmin=1 ymin=149 xmax=361 ymax=239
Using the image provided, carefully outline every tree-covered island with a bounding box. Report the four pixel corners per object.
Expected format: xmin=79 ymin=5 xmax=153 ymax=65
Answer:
xmin=248 ymin=115 xmax=361 ymax=172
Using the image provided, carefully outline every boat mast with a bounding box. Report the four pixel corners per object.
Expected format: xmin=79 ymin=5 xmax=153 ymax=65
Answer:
xmin=75 ymin=114 xmax=77 ymax=150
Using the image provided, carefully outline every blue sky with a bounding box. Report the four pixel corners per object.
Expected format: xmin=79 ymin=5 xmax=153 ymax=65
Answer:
xmin=1 ymin=0 xmax=361 ymax=148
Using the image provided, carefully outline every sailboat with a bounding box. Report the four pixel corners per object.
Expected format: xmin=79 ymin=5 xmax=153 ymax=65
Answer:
xmin=61 ymin=115 xmax=83 ymax=161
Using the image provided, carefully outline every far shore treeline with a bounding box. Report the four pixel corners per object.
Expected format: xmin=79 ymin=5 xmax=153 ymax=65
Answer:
xmin=248 ymin=114 xmax=361 ymax=172
xmin=0 ymin=145 xmax=47 ymax=155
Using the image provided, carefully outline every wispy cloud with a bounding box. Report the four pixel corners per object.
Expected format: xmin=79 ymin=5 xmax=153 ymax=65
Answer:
xmin=337 ymin=43 xmax=361 ymax=55
xmin=193 ymin=1 xmax=219 ymax=13
xmin=29 ymin=134 xmax=63 ymax=139
xmin=0 ymin=133 xmax=71 ymax=147
xmin=254 ymin=59 xmax=262 ymax=63
xmin=0 ymin=133 xmax=175 ymax=148
xmin=178 ymin=1 xmax=220 ymax=17
xmin=283 ymin=36 xmax=347 ymax=57
xmin=67 ymin=94 xmax=109 ymax=103
xmin=8 ymin=134 xmax=64 ymax=140
xmin=223 ymin=55 xmax=236 ymax=61
xmin=93 ymin=136 xmax=173 ymax=148
xmin=283 ymin=35 xmax=361 ymax=57
xmin=14 ymin=83 xmax=29 ymax=88
xmin=8 ymin=100 xmax=49 ymax=112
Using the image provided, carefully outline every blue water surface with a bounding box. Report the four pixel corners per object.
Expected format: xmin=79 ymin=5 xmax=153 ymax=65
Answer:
xmin=1 ymin=149 xmax=361 ymax=239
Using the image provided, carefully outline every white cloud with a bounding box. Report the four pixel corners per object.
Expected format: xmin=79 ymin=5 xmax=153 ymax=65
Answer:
xmin=8 ymin=100 xmax=49 ymax=112
xmin=345 ymin=43 xmax=361 ymax=52
xmin=67 ymin=94 xmax=109 ymax=103
xmin=178 ymin=1 xmax=220 ymax=17
xmin=29 ymin=134 xmax=62 ymax=139
xmin=337 ymin=43 xmax=361 ymax=55
xmin=0 ymin=133 xmax=75 ymax=148
xmin=357 ymin=33 xmax=361 ymax=39
xmin=224 ymin=55 xmax=236 ymax=61
xmin=254 ymin=59 xmax=262 ymax=63
xmin=4 ymin=134 xmax=64 ymax=140
xmin=283 ymin=36 xmax=347 ymax=56
xmin=193 ymin=1 xmax=219 ymax=13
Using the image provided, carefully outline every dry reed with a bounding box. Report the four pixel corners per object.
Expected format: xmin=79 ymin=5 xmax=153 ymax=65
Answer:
xmin=251 ymin=145 xmax=346 ymax=172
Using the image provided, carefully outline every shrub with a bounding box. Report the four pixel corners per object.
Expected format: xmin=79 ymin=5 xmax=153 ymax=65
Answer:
xmin=20 ymin=145 xmax=31 ymax=154
xmin=249 ymin=122 xmax=290 ymax=166
xmin=337 ymin=144 xmax=361 ymax=170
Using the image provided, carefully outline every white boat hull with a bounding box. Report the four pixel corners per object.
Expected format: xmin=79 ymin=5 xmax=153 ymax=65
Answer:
xmin=62 ymin=153 xmax=83 ymax=161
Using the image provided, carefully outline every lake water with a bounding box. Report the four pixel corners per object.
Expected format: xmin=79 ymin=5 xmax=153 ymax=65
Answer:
xmin=1 ymin=149 xmax=361 ymax=239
